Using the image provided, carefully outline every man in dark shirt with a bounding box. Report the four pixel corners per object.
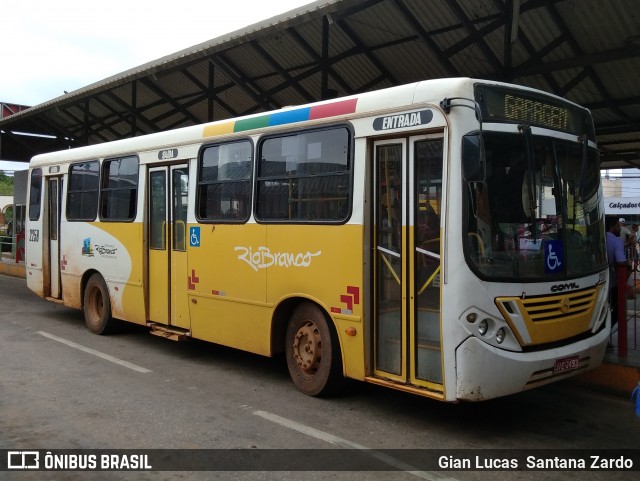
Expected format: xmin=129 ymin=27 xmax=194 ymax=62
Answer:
xmin=606 ymin=217 xmax=627 ymax=328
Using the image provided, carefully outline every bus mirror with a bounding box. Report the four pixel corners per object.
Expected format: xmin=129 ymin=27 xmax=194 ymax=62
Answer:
xmin=462 ymin=133 xmax=485 ymax=182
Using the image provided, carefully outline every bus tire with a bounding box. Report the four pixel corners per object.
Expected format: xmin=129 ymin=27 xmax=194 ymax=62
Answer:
xmin=285 ymin=302 xmax=344 ymax=397
xmin=83 ymin=274 xmax=116 ymax=335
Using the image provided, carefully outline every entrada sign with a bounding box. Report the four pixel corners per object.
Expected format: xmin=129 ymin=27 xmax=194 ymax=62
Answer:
xmin=373 ymin=109 xmax=433 ymax=131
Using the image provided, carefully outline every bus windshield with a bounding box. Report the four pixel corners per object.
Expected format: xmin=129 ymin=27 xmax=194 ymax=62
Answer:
xmin=465 ymin=131 xmax=606 ymax=280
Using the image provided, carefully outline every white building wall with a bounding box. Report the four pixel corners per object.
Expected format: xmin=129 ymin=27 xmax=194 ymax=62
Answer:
xmin=0 ymin=195 xmax=12 ymax=213
xmin=602 ymin=168 xmax=640 ymax=220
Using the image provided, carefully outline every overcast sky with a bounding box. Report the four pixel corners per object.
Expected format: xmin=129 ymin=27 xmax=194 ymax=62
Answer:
xmin=2 ymin=0 xmax=316 ymax=106
xmin=1 ymin=0 xmax=315 ymax=169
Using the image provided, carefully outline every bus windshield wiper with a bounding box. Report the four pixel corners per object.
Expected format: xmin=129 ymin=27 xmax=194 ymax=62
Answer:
xmin=578 ymin=134 xmax=588 ymax=201
xmin=519 ymin=124 xmax=537 ymax=241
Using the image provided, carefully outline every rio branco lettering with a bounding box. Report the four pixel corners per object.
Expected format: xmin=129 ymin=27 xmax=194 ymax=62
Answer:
xmin=235 ymin=246 xmax=321 ymax=272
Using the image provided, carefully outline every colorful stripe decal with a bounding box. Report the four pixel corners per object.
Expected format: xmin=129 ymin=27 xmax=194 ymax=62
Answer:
xmin=309 ymin=99 xmax=358 ymax=120
xmin=203 ymin=122 xmax=235 ymax=137
xmin=234 ymin=115 xmax=270 ymax=132
xmin=203 ymin=98 xmax=358 ymax=138
xmin=270 ymin=108 xmax=311 ymax=126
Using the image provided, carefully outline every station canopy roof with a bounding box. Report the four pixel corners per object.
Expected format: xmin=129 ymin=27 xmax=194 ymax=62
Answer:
xmin=1 ymin=0 xmax=639 ymax=169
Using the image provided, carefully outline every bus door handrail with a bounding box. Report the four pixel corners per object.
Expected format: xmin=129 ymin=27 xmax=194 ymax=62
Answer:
xmin=416 ymin=244 xmax=441 ymax=296
xmin=377 ymin=246 xmax=401 ymax=285
xmin=417 ymin=266 xmax=441 ymax=296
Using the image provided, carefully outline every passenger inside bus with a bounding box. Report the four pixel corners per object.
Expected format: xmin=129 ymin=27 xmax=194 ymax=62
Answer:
xmin=415 ymin=207 xmax=439 ymax=253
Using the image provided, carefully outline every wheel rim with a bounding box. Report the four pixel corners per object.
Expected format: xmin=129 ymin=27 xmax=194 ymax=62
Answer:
xmin=87 ymin=285 xmax=103 ymax=325
xmin=292 ymin=320 xmax=322 ymax=376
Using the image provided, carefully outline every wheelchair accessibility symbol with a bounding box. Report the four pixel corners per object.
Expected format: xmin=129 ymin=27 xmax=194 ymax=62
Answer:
xmin=190 ymin=227 xmax=200 ymax=247
xmin=544 ymin=240 xmax=563 ymax=274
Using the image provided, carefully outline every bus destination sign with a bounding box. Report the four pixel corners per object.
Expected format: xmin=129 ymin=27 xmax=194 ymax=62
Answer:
xmin=503 ymin=94 xmax=567 ymax=131
xmin=475 ymin=84 xmax=594 ymax=139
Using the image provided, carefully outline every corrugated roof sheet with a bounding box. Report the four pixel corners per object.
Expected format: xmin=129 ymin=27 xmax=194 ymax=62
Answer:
xmin=1 ymin=0 xmax=639 ymax=167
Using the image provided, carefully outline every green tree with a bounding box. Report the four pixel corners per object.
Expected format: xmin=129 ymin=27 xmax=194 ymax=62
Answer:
xmin=0 ymin=172 xmax=14 ymax=195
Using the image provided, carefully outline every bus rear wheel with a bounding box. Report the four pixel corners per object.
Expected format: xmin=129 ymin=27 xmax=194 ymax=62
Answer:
xmin=285 ymin=302 xmax=343 ymax=396
xmin=83 ymin=274 xmax=116 ymax=335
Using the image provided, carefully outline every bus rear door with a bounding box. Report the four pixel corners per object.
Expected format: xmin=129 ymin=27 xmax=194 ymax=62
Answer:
xmin=46 ymin=175 xmax=63 ymax=299
xmin=148 ymin=164 xmax=190 ymax=329
xmin=373 ymin=135 xmax=444 ymax=394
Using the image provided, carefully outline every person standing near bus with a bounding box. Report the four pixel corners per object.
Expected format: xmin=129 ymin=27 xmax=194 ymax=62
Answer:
xmin=619 ymin=218 xmax=632 ymax=248
xmin=630 ymin=223 xmax=639 ymax=271
xmin=606 ymin=217 xmax=627 ymax=328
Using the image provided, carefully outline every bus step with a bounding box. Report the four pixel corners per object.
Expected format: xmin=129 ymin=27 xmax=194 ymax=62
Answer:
xmin=149 ymin=323 xmax=190 ymax=342
xmin=44 ymin=297 xmax=64 ymax=304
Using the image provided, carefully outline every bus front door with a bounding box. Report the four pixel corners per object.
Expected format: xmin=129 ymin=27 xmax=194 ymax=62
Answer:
xmin=373 ymin=136 xmax=444 ymax=393
xmin=148 ymin=164 xmax=190 ymax=329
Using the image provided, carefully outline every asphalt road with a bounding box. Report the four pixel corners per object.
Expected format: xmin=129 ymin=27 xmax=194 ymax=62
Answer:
xmin=0 ymin=274 xmax=638 ymax=481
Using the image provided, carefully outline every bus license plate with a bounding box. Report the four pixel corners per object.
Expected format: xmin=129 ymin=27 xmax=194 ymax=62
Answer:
xmin=553 ymin=355 xmax=580 ymax=373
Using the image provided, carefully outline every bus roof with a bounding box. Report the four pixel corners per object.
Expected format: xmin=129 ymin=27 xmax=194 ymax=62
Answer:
xmin=29 ymin=77 xmax=587 ymax=167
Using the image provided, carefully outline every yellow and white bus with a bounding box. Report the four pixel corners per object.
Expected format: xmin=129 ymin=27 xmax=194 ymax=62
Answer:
xmin=26 ymin=78 xmax=609 ymax=401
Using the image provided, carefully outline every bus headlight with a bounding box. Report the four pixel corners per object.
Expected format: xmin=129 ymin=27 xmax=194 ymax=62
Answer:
xmin=478 ymin=319 xmax=488 ymax=336
xmin=459 ymin=307 xmax=523 ymax=351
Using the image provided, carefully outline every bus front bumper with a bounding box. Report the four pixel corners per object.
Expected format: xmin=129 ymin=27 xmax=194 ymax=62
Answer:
xmin=454 ymin=327 xmax=609 ymax=401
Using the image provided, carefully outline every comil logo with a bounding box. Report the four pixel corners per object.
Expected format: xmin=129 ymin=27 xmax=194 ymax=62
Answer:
xmin=8 ymin=451 xmax=39 ymax=469
xmin=550 ymin=282 xmax=580 ymax=292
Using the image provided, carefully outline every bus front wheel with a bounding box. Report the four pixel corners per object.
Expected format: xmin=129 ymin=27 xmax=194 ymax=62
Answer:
xmin=83 ymin=274 xmax=116 ymax=335
xmin=285 ymin=302 xmax=343 ymax=396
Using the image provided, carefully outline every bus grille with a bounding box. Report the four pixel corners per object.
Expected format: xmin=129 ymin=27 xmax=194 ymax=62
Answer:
xmin=521 ymin=289 xmax=596 ymax=322
xmin=496 ymin=286 xmax=599 ymax=346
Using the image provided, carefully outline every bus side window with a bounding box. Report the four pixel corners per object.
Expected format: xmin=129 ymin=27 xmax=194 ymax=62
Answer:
xmin=256 ymin=127 xmax=351 ymax=223
xmin=197 ymin=140 xmax=252 ymax=223
xmin=29 ymin=168 xmax=43 ymax=221
xmin=67 ymin=160 xmax=100 ymax=221
xmin=100 ymin=155 xmax=139 ymax=221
